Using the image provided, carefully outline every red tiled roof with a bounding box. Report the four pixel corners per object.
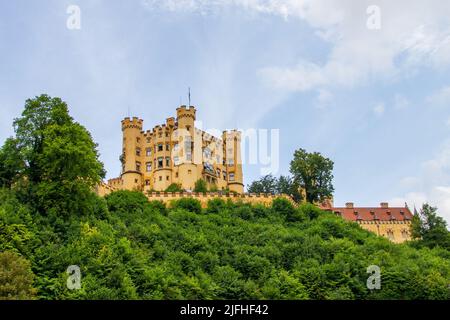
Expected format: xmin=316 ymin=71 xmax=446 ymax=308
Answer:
xmin=329 ymin=207 xmax=413 ymax=222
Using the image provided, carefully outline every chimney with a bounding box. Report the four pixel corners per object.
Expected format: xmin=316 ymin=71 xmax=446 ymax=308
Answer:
xmin=346 ymin=202 xmax=354 ymax=209
xmin=380 ymin=202 xmax=389 ymax=208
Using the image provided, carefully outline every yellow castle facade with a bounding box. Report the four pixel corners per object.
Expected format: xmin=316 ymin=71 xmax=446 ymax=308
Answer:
xmin=107 ymin=106 xmax=244 ymax=194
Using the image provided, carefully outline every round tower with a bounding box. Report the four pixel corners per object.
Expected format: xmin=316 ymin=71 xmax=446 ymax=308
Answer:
xmin=176 ymin=106 xmax=200 ymax=191
xmin=121 ymin=117 xmax=143 ymax=190
xmin=225 ymin=130 xmax=244 ymax=194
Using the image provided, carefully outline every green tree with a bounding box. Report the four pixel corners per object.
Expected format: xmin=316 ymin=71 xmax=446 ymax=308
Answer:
xmin=277 ymin=175 xmax=302 ymax=203
xmin=247 ymin=174 xmax=278 ymax=194
xmin=193 ymin=179 xmax=208 ymax=193
xmin=0 ymin=251 xmax=37 ymax=300
xmin=0 ymin=138 xmax=24 ymax=188
xmin=290 ymin=148 xmax=334 ymax=203
xmin=4 ymin=94 xmax=105 ymax=216
xmin=411 ymin=204 xmax=450 ymax=249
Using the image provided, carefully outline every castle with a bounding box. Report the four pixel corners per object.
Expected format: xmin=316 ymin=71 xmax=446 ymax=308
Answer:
xmin=106 ymin=105 xmax=244 ymax=194
xmin=321 ymin=201 xmax=413 ymax=244
xmin=97 ymin=105 xmax=413 ymax=243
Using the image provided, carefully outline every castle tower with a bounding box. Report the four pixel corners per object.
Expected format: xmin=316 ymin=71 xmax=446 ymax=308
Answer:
xmin=176 ymin=106 xmax=200 ymax=191
xmin=121 ymin=117 xmax=143 ymax=190
xmin=224 ymin=130 xmax=244 ymax=194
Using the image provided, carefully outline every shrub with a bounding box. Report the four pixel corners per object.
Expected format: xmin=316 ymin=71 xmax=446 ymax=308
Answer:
xmin=105 ymin=190 xmax=149 ymax=214
xmin=0 ymin=251 xmax=37 ymax=300
xmin=171 ymin=198 xmax=202 ymax=214
xmin=193 ymin=179 xmax=208 ymax=193
xmin=272 ymin=197 xmax=296 ymax=220
xmin=165 ymin=183 xmax=183 ymax=193
xmin=206 ymin=198 xmax=227 ymax=214
xmin=298 ymin=202 xmax=323 ymax=220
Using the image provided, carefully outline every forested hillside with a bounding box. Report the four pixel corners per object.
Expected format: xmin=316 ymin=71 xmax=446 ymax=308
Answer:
xmin=1 ymin=95 xmax=449 ymax=300
xmin=1 ymin=189 xmax=449 ymax=300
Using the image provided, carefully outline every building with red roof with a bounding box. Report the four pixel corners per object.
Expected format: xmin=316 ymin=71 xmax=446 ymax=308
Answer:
xmin=321 ymin=201 xmax=413 ymax=243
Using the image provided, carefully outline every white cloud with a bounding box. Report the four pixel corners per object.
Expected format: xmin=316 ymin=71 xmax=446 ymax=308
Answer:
xmin=427 ymin=85 xmax=450 ymax=107
xmin=314 ymin=89 xmax=333 ymax=109
xmin=393 ymin=94 xmax=410 ymax=110
xmin=140 ymin=0 xmax=450 ymax=92
xmin=393 ymin=141 xmax=450 ymax=224
xmin=373 ymin=103 xmax=385 ymax=117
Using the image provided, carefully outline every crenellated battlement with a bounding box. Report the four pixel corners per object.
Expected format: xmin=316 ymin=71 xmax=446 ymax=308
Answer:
xmin=176 ymin=105 xmax=196 ymax=120
xmin=122 ymin=117 xmax=143 ymax=131
xmin=145 ymin=192 xmax=294 ymax=208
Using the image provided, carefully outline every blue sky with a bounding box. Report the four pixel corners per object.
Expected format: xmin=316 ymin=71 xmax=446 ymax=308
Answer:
xmin=1 ymin=0 xmax=450 ymax=223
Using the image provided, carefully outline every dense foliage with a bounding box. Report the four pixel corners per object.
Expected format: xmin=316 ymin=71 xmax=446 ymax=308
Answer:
xmin=247 ymin=174 xmax=302 ymax=202
xmin=0 ymin=95 xmax=449 ymax=300
xmin=0 ymin=189 xmax=449 ymax=300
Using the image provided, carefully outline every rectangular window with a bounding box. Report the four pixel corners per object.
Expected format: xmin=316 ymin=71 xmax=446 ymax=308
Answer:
xmin=166 ymin=144 xmax=170 ymax=151
xmin=145 ymin=180 xmax=150 ymax=186
xmin=146 ymin=148 xmax=152 ymax=157
xmin=166 ymin=157 xmax=170 ymax=167
xmin=146 ymin=137 xmax=151 ymax=143
xmin=158 ymin=157 xmax=163 ymax=168
xmin=136 ymin=148 xmax=141 ymax=156
xmin=158 ymin=144 xmax=163 ymax=152
xmin=223 ymin=172 xmax=227 ymax=180
xmin=146 ymin=162 xmax=152 ymax=172
xmin=166 ymin=176 xmax=169 ymax=181
xmin=159 ymin=176 xmax=162 ymax=181
xmin=228 ymin=159 xmax=234 ymax=166
xmin=229 ymin=173 xmax=235 ymax=181
xmin=136 ymin=162 xmax=141 ymax=172
xmin=174 ymin=156 xmax=180 ymax=166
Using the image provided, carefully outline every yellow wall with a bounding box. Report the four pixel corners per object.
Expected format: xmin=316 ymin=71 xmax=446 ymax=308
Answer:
xmin=357 ymin=221 xmax=412 ymax=243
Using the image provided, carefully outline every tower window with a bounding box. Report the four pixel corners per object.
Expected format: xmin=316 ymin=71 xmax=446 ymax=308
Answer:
xmin=158 ymin=157 xmax=163 ymax=168
xmin=223 ymin=172 xmax=227 ymax=180
xmin=146 ymin=137 xmax=151 ymax=143
xmin=229 ymin=173 xmax=235 ymax=181
xmin=136 ymin=148 xmax=141 ymax=156
xmin=146 ymin=148 xmax=152 ymax=157
xmin=146 ymin=162 xmax=152 ymax=172
xmin=188 ymin=170 xmax=192 ymax=175
xmin=159 ymin=176 xmax=162 ymax=181
xmin=166 ymin=144 xmax=170 ymax=151
xmin=136 ymin=137 xmax=140 ymax=143
xmin=174 ymin=156 xmax=180 ymax=166
xmin=136 ymin=162 xmax=141 ymax=172
xmin=158 ymin=144 xmax=163 ymax=152
xmin=145 ymin=180 xmax=150 ymax=186
xmin=166 ymin=176 xmax=169 ymax=181
xmin=166 ymin=157 xmax=170 ymax=167
xmin=175 ymin=172 xmax=179 ymax=178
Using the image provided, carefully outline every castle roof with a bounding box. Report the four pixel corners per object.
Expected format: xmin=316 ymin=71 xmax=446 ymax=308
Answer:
xmin=329 ymin=203 xmax=413 ymax=222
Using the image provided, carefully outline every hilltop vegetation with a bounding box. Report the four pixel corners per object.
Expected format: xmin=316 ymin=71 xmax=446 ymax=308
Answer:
xmin=1 ymin=189 xmax=449 ymax=299
xmin=0 ymin=95 xmax=449 ymax=300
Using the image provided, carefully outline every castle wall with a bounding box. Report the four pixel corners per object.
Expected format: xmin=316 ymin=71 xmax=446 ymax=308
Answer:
xmin=357 ymin=221 xmax=412 ymax=244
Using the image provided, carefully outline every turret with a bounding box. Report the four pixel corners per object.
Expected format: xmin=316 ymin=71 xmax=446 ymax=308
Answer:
xmin=121 ymin=117 xmax=144 ymax=190
xmin=223 ymin=130 xmax=244 ymax=194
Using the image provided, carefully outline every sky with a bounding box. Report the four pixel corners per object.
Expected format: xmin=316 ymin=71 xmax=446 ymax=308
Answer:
xmin=1 ymin=0 xmax=450 ymax=224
